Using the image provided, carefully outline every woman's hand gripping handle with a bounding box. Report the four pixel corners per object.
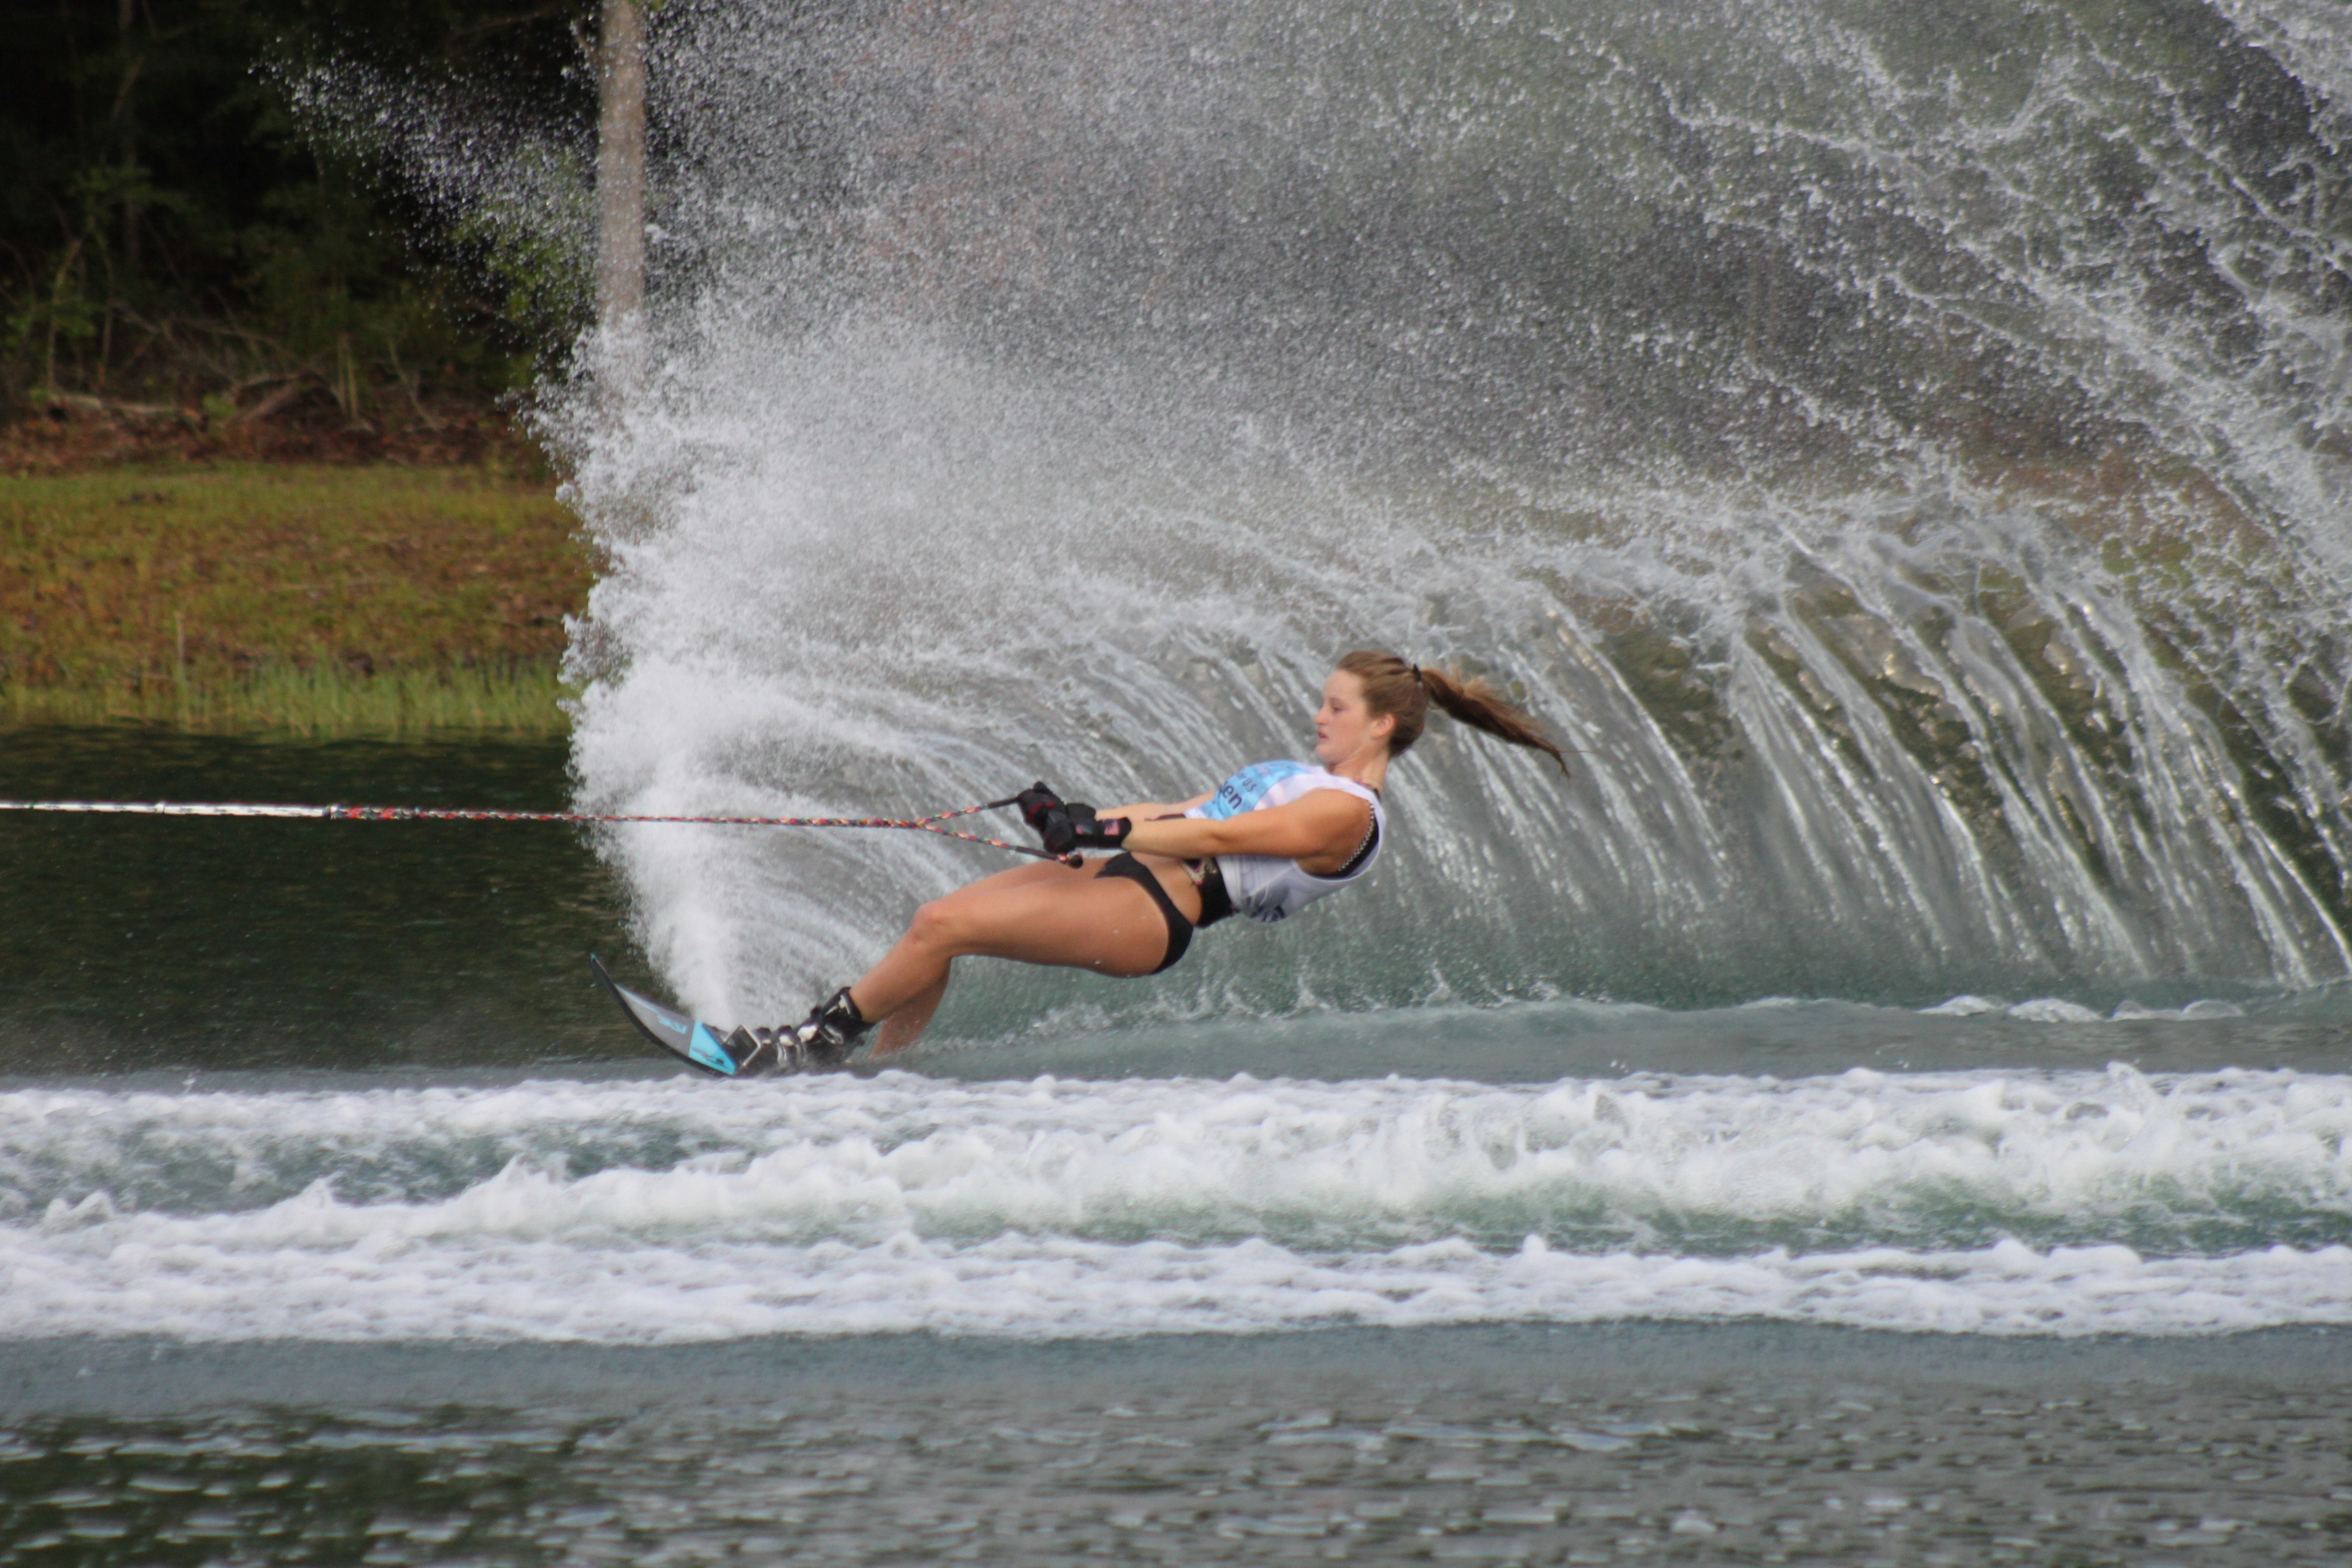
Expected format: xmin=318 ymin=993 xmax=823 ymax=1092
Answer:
xmin=1014 ymin=782 xmax=1130 ymax=861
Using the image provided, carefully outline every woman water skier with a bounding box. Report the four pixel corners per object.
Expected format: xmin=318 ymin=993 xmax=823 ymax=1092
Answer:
xmin=736 ymin=650 xmax=1569 ymax=1068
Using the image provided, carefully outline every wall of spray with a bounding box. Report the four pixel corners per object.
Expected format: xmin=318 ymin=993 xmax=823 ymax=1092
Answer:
xmin=508 ymin=0 xmax=2352 ymax=1030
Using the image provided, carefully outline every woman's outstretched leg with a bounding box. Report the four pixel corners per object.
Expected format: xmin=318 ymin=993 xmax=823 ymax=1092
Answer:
xmin=846 ymin=860 xmax=1076 ymax=1020
xmin=839 ymin=855 xmax=1192 ymax=1051
xmin=868 ymin=970 xmax=948 ymax=1057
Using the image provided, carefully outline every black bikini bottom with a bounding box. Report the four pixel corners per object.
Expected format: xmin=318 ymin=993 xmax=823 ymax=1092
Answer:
xmin=1095 ymin=853 xmax=1198 ymax=975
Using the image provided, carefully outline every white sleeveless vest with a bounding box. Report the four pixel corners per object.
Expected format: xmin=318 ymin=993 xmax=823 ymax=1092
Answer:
xmin=1183 ymin=760 xmax=1385 ymax=922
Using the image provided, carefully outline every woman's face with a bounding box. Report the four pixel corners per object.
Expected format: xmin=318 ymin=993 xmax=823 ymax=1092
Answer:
xmin=1314 ymin=670 xmax=1394 ymax=766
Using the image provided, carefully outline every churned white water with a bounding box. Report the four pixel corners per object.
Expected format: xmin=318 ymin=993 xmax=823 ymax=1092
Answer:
xmin=5 ymin=1065 xmax=2348 ymax=1344
xmin=494 ymin=0 xmax=2352 ymax=1030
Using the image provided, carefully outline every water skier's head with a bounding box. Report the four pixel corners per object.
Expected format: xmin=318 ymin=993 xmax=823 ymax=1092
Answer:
xmin=1321 ymin=651 xmax=1570 ymax=780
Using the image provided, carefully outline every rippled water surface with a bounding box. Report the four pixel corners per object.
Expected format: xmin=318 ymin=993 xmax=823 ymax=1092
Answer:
xmin=4 ymin=1330 xmax=2351 ymax=1566
xmin=0 ymin=728 xmax=631 ymax=1074
xmin=4 ymin=730 xmax=2352 ymax=1562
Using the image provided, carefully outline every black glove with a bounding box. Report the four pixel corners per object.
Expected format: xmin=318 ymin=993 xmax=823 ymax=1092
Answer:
xmin=1041 ymin=803 xmax=1131 ymax=857
xmin=1015 ymin=782 xmax=1066 ymax=832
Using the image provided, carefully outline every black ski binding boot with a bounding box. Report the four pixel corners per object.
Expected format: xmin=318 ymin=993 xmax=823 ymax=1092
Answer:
xmin=721 ymin=987 xmax=868 ymax=1076
xmin=784 ymin=986 xmax=869 ymax=1070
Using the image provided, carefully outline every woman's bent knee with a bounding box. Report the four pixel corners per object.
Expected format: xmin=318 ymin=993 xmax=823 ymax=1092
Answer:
xmin=905 ymin=898 xmax=966 ymax=949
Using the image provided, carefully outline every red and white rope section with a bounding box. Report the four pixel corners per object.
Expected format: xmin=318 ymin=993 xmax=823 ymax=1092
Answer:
xmin=0 ymin=795 xmax=1071 ymax=861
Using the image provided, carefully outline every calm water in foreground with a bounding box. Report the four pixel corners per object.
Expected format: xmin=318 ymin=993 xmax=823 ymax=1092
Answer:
xmin=1 ymin=728 xmax=2348 ymax=1565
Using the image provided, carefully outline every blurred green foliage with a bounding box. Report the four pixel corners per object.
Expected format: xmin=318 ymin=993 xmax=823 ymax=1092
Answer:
xmin=0 ymin=0 xmax=598 ymax=423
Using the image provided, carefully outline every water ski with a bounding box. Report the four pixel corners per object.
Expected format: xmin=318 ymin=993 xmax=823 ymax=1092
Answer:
xmin=591 ymin=954 xmax=761 ymax=1077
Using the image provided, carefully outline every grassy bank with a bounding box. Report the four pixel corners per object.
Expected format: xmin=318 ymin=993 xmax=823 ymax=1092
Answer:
xmin=1 ymin=662 xmax=569 ymax=735
xmin=1 ymin=463 xmax=590 ymax=736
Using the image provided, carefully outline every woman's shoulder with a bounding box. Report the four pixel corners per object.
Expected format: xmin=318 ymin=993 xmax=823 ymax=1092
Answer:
xmin=1228 ymin=761 xmax=1379 ymax=810
xmin=1221 ymin=758 xmax=1318 ymax=788
xmin=1194 ymin=759 xmax=1322 ymax=820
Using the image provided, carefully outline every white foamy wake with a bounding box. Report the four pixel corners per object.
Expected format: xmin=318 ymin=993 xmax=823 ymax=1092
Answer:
xmin=2 ymin=1067 xmax=2349 ymax=1342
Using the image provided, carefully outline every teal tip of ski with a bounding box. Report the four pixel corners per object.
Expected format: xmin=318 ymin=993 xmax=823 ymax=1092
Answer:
xmin=590 ymin=953 xmax=739 ymax=1076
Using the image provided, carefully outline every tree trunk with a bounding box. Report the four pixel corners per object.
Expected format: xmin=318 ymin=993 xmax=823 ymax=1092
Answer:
xmin=595 ymin=0 xmax=647 ymax=366
xmin=118 ymin=0 xmax=141 ymax=276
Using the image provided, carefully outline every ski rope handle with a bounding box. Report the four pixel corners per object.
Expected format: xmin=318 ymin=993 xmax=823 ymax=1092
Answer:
xmin=0 ymin=795 xmax=1076 ymax=862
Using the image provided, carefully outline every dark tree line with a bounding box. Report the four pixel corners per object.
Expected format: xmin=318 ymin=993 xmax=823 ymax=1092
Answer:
xmin=1 ymin=0 xmax=598 ymax=428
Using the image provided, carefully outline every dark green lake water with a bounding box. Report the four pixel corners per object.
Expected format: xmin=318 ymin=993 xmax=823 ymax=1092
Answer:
xmin=0 ymin=727 xmax=641 ymax=1077
xmin=4 ymin=727 xmax=2352 ymax=1567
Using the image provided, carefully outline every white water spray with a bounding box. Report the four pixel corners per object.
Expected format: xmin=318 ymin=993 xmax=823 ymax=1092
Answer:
xmin=490 ymin=0 xmax=2352 ymax=1029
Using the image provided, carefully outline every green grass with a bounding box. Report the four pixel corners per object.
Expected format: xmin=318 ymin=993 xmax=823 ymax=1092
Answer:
xmin=1 ymin=659 xmax=569 ymax=735
xmin=1 ymin=462 xmax=590 ymax=735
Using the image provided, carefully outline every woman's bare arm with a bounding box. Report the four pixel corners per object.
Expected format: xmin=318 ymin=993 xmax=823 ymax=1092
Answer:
xmin=1099 ymin=791 xmax=1214 ymax=821
xmin=1120 ymin=789 xmax=1370 ymax=868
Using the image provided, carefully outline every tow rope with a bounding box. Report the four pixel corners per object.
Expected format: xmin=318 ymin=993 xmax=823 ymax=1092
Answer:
xmin=0 ymin=794 xmax=1072 ymax=862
